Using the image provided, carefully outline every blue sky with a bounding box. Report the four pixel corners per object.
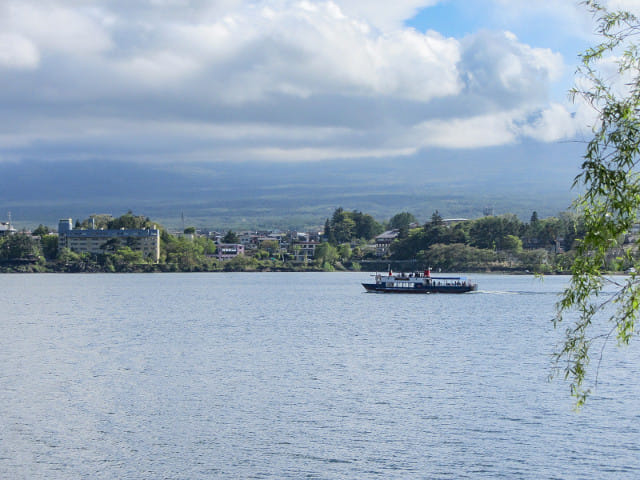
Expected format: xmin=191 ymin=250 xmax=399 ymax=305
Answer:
xmin=406 ymin=1 xmax=592 ymax=69
xmin=405 ymin=0 xmax=594 ymax=103
xmin=0 ymin=0 xmax=636 ymax=170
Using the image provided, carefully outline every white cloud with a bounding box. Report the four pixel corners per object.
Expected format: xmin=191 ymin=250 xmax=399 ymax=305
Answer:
xmin=521 ymin=104 xmax=580 ymax=143
xmin=113 ymin=51 xmax=200 ymax=88
xmin=2 ymin=1 xmax=113 ymax=56
xmin=406 ymin=103 xmax=585 ymax=150
xmin=335 ymin=0 xmax=438 ymax=31
xmin=459 ymin=31 xmax=563 ymax=108
xmin=110 ymin=1 xmax=463 ymax=102
xmin=372 ymin=29 xmax=461 ymax=100
xmin=409 ymin=112 xmax=519 ymax=149
xmin=0 ymin=33 xmax=39 ymax=70
xmin=0 ymin=0 xmax=586 ymax=165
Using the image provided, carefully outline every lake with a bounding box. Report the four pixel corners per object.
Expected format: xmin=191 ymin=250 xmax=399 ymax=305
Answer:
xmin=0 ymin=273 xmax=638 ymax=479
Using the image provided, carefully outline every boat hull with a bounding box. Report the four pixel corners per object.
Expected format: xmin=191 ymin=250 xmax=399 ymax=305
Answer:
xmin=362 ymin=283 xmax=477 ymax=294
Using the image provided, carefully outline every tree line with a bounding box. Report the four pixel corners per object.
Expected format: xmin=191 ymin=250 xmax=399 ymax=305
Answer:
xmin=316 ymin=207 xmax=595 ymax=273
xmin=382 ymin=210 xmax=590 ymax=273
xmin=0 ymin=206 xmax=632 ymax=274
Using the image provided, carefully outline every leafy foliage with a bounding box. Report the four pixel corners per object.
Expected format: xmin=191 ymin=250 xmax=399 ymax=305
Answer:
xmin=222 ymin=230 xmax=239 ymax=243
xmin=389 ymin=212 xmax=417 ymax=230
xmin=469 ymin=214 xmax=524 ymax=250
xmin=325 ymin=208 xmax=383 ymax=244
xmin=0 ymin=233 xmax=41 ymax=260
xmin=555 ymin=1 xmax=640 ymax=407
xmin=32 ymin=224 xmax=50 ymax=236
xmin=40 ymin=234 xmax=59 ymax=260
xmin=416 ymin=243 xmax=497 ymax=271
xmin=314 ymin=242 xmax=338 ymax=267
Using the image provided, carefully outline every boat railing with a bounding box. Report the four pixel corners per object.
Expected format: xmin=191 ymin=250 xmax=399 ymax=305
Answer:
xmin=372 ymin=271 xmax=476 ymax=288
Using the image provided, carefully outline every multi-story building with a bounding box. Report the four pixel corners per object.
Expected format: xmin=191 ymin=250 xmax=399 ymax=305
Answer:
xmin=57 ymin=219 xmax=160 ymax=262
xmin=291 ymin=241 xmax=318 ymax=262
xmin=216 ymin=243 xmax=245 ymax=260
xmin=239 ymin=232 xmax=260 ymax=250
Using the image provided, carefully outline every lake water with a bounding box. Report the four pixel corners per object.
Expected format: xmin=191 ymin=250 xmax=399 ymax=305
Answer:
xmin=0 ymin=273 xmax=638 ymax=479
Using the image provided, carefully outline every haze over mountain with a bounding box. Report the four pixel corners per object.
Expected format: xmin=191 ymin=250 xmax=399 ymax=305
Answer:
xmin=0 ymin=0 xmax=626 ymax=229
xmin=1 ymin=140 xmax=581 ymax=230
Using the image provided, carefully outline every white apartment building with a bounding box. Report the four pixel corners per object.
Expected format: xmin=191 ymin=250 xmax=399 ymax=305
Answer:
xmin=57 ymin=219 xmax=160 ymax=262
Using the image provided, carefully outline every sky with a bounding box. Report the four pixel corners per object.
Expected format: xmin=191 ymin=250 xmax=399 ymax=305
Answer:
xmin=1 ymin=0 xmax=639 ymax=205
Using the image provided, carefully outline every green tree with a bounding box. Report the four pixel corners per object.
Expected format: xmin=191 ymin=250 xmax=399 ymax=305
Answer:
xmin=530 ymin=211 xmax=539 ymax=224
xmin=389 ymin=212 xmax=417 ymax=230
xmin=57 ymin=247 xmax=81 ymax=265
xmin=555 ymin=1 xmax=640 ymax=406
xmin=519 ymin=249 xmax=550 ymax=273
xmin=314 ymin=242 xmax=338 ymax=267
xmin=416 ymin=243 xmax=497 ymax=271
xmin=223 ymin=255 xmax=259 ymax=272
xmin=0 ymin=233 xmax=41 ymax=260
xmin=165 ymin=237 xmax=202 ymax=271
xmin=184 ymin=226 xmax=196 ymax=234
xmin=324 ymin=208 xmax=383 ymax=244
xmin=260 ymin=240 xmax=280 ymax=258
xmin=88 ymin=214 xmax=114 ymax=229
xmin=390 ymin=218 xmax=461 ymax=260
xmin=32 ymin=224 xmax=50 ymax=236
xmin=502 ymin=235 xmax=523 ymax=254
xmin=111 ymin=247 xmax=146 ymax=271
xmin=222 ymin=230 xmax=239 ymax=243
xmin=540 ymin=217 xmax=562 ymax=252
xmin=352 ymin=211 xmax=383 ymax=240
xmin=558 ymin=211 xmax=586 ymax=251
xmin=337 ymin=243 xmax=352 ymax=262
xmin=324 ymin=218 xmax=336 ymax=244
xmin=40 ymin=234 xmax=59 ymax=260
xmin=390 ymin=228 xmax=431 ymax=260
xmin=330 ymin=208 xmax=355 ymax=243
xmin=195 ymin=236 xmax=217 ymax=256
xmin=107 ymin=211 xmax=152 ymax=230
xmin=469 ymin=214 xmax=523 ymax=250
xmin=100 ymin=238 xmax=122 ymax=253
xmin=430 ymin=210 xmax=444 ymax=226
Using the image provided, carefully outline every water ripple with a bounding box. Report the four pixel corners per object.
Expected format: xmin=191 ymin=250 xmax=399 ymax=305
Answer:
xmin=0 ymin=273 xmax=638 ymax=479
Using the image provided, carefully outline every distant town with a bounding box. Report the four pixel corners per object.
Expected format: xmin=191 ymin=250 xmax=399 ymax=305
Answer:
xmin=0 ymin=208 xmax=637 ymax=273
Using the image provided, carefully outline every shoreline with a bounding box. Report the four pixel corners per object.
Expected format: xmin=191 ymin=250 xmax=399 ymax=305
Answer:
xmin=0 ymin=265 xmax=574 ymax=275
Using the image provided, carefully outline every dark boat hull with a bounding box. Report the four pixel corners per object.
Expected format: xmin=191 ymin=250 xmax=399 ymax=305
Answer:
xmin=362 ymin=283 xmax=477 ymax=294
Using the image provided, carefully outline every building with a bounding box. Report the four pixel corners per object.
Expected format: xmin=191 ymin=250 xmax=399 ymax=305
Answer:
xmin=57 ymin=218 xmax=160 ymax=262
xmin=442 ymin=218 xmax=468 ymax=226
xmin=375 ymin=230 xmax=400 ymax=257
xmin=238 ymin=232 xmax=261 ymax=250
xmin=291 ymin=240 xmax=318 ymax=262
xmin=0 ymin=222 xmax=16 ymax=236
xmin=216 ymin=243 xmax=245 ymax=260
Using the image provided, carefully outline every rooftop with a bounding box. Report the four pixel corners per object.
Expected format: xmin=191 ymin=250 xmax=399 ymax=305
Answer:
xmin=64 ymin=228 xmax=159 ymax=238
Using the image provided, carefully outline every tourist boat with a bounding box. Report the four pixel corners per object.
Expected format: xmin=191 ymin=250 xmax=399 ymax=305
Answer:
xmin=362 ymin=268 xmax=477 ymax=294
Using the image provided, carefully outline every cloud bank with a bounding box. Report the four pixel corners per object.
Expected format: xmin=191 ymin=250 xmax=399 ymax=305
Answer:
xmin=0 ymin=0 xmax=590 ymax=164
